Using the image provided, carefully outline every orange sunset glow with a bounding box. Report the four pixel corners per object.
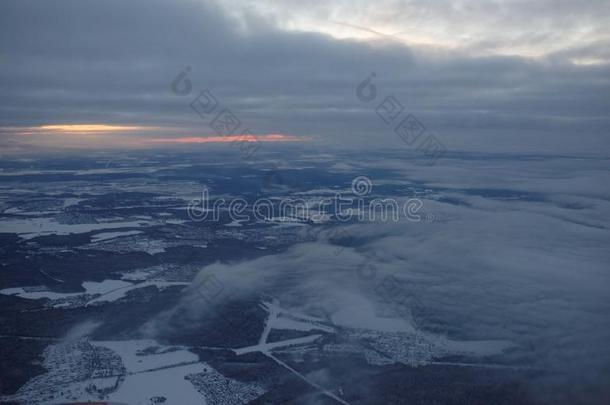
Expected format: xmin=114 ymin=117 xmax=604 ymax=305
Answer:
xmin=0 ymin=124 xmax=308 ymax=150
xmin=39 ymin=124 xmax=147 ymax=133
xmin=5 ymin=124 xmax=158 ymax=136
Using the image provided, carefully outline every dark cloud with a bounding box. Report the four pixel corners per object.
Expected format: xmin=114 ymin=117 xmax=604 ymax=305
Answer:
xmin=0 ymin=0 xmax=608 ymax=151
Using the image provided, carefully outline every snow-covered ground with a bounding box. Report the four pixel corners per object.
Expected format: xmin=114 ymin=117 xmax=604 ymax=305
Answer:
xmin=90 ymin=230 xmax=143 ymax=242
xmin=0 ymin=216 xmax=153 ymax=240
xmin=1 ymin=296 xmax=519 ymax=405
xmin=1 ymin=337 xmax=266 ymax=405
xmin=0 ymin=279 xmax=131 ymax=301
xmin=94 ymin=340 xmax=209 ymax=405
xmin=0 ymin=279 xmax=189 ymax=308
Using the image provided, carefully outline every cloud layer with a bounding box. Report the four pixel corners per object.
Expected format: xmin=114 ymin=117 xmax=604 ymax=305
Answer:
xmin=0 ymin=0 xmax=609 ymax=152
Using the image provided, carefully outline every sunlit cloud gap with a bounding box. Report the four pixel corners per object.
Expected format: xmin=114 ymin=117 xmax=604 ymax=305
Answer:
xmin=39 ymin=125 xmax=146 ymax=133
xmin=6 ymin=124 xmax=159 ymax=135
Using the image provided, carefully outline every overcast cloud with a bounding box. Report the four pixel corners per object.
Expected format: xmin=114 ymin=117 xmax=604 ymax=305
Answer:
xmin=0 ymin=0 xmax=609 ymax=152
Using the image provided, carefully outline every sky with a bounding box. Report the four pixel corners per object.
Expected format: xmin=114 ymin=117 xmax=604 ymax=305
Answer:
xmin=0 ymin=0 xmax=609 ymax=153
